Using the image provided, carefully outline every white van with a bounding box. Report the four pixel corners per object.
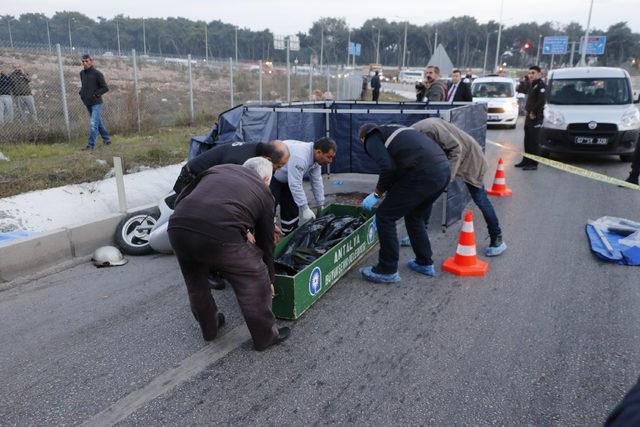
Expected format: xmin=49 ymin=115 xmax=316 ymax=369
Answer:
xmin=542 ymin=67 xmax=640 ymax=161
xmin=399 ymin=69 xmax=425 ymax=84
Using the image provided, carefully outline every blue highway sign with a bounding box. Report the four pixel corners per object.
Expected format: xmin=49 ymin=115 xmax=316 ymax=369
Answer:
xmin=543 ymin=36 xmax=569 ymax=55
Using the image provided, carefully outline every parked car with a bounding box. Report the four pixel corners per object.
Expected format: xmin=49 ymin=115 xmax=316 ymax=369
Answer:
xmin=542 ymin=67 xmax=640 ymax=161
xmin=471 ymin=76 xmax=518 ymax=128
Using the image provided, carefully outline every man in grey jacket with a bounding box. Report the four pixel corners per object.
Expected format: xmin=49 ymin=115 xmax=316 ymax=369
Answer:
xmin=416 ymin=65 xmax=448 ymax=102
xmin=408 ymin=117 xmax=507 ymax=256
xmin=270 ymin=137 xmax=337 ymax=234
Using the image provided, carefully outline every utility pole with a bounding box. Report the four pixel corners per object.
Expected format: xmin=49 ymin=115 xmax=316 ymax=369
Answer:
xmin=142 ymin=18 xmax=147 ymax=56
xmin=116 ymin=20 xmax=121 ymax=56
xmin=204 ymin=23 xmax=208 ymax=61
xmin=7 ymin=20 xmax=13 ymax=49
xmin=569 ymin=41 xmax=576 ymax=66
xmin=346 ymin=29 xmax=351 ymax=66
xmin=402 ymin=21 xmax=408 ymax=69
xmin=433 ymin=28 xmax=438 ymax=54
xmin=376 ymin=27 xmax=381 ymax=64
xmin=536 ymin=34 xmax=542 ymax=64
xmin=235 ymin=26 xmax=238 ymax=63
xmin=46 ymin=19 xmax=52 ymax=53
xmin=320 ymin=27 xmax=324 ymax=74
xmin=483 ymin=33 xmax=491 ymax=74
xmin=494 ymin=0 xmax=504 ymax=72
xmin=580 ymin=0 xmax=595 ymax=66
xmin=68 ymin=17 xmax=73 ymax=49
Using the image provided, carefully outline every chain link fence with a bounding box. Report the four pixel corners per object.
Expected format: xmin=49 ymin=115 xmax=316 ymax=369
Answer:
xmin=0 ymin=41 xmax=363 ymax=144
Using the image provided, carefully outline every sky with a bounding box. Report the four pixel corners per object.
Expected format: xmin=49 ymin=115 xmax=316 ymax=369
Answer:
xmin=5 ymin=0 xmax=640 ymax=33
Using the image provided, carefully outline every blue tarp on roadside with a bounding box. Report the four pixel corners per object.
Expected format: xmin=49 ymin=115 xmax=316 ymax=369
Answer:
xmin=586 ymin=224 xmax=640 ymax=266
xmin=0 ymin=231 xmax=33 ymax=244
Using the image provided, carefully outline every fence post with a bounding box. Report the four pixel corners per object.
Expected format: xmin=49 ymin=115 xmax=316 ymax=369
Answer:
xmin=55 ymin=44 xmax=71 ymax=141
xmin=132 ymin=49 xmax=141 ymax=133
xmin=259 ymin=60 xmax=263 ymax=103
xmin=113 ymin=156 xmax=127 ymax=213
xmin=187 ymin=54 xmax=194 ymax=123
xmin=229 ymin=57 xmax=234 ymax=108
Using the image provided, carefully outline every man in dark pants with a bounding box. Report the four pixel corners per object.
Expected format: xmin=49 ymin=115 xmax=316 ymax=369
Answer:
xmin=370 ymin=71 xmax=381 ymax=102
xmin=410 ymin=118 xmax=507 ymax=256
xmin=623 ymin=140 xmax=640 ymax=185
xmin=79 ymin=54 xmax=110 ymax=150
xmin=358 ymin=124 xmax=451 ymax=283
xmin=515 ymin=65 xmax=546 ymax=171
xmin=605 ymin=376 xmax=640 ymax=426
xmin=168 ymin=159 xmax=290 ymax=351
xmin=173 ymin=140 xmax=290 ymax=194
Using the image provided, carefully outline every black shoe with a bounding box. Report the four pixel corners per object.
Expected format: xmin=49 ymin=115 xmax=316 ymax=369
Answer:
xmin=217 ymin=312 xmax=225 ymax=328
xmin=103 ymin=140 xmax=111 ymax=145
xmin=514 ymin=160 xmax=528 ymax=168
xmin=522 ymin=164 xmax=538 ymax=171
xmin=255 ymin=327 xmax=291 ymax=351
xmin=81 ymin=145 xmax=95 ymax=151
xmin=626 ymin=175 xmax=639 ymax=185
xmin=208 ymin=273 xmax=227 ymax=290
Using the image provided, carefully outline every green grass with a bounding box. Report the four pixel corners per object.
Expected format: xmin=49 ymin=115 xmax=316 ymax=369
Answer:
xmin=0 ymin=125 xmax=210 ymax=198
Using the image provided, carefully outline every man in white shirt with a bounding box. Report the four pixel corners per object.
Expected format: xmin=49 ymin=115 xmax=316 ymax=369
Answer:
xmin=270 ymin=137 xmax=337 ymax=233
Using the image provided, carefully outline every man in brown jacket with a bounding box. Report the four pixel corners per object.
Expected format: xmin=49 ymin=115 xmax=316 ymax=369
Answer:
xmin=168 ymin=158 xmax=290 ymax=351
xmin=408 ymin=117 xmax=507 ymax=256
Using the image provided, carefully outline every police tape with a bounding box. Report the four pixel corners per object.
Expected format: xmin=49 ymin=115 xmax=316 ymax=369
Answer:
xmin=486 ymin=139 xmax=640 ymax=190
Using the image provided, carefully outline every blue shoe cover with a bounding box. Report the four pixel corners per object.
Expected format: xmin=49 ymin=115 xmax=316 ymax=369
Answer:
xmin=359 ymin=266 xmax=401 ymax=283
xmin=407 ymin=260 xmax=437 ymax=277
xmin=485 ymin=242 xmax=507 ymax=257
xmin=400 ymin=236 xmax=411 ymax=247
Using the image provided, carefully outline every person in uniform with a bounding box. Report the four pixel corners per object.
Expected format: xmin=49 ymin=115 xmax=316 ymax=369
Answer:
xmin=515 ymin=65 xmax=546 ymax=171
xmin=358 ymin=123 xmax=451 ymax=282
xmin=168 ymin=158 xmax=290 ymax=351
xmin=270 ymin=137 xmax=336 ymax=234
xmin=410 ymin=117 xmax=507 ymax=256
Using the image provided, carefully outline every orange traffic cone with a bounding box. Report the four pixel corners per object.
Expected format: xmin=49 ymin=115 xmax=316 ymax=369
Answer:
xmin=486 ymin=158 xmax=512 ymax=196
xmin=442 ymin=210 xmax=489 ymax=276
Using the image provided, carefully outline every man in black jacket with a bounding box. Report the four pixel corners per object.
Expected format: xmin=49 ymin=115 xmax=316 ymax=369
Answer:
xmin=446 ymin=69 xmax=473 ymax=102
xmin=370 ymin=71 xmax=381 ymax=101
xmin=0 ymin=70 xmax=13 ymax=124
xmin=9 ymin=64 xmax=37 ymax=122
xmin=172 ymin=140 xmax=290 ymax=194
xmin=168 ymin=159 xmax=290 ymax=351
xmin=515 ymin=65 xmax=546 ymax=170
xmin=358 ymin=124 xmax=451 ymax=283
xmin=79 ymin=54 xmax=110 ymax=150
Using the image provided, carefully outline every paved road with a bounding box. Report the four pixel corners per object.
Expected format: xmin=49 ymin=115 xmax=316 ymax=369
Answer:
xmin=1 ymin=120 xmax=639 ymax=425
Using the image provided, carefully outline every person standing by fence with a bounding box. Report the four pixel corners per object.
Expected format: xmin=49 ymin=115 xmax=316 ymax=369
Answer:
xmin=0 ymin=70 xmax=13 ymax=124
xmin=79 ymin=54 xmax=111 ymax=150
xmin=9 ymin=64 xmax=37 ymax=122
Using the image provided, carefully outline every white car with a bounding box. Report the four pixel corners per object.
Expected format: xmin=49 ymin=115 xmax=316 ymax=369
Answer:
xmin=471 ymin=77 xmax=519 ymax=128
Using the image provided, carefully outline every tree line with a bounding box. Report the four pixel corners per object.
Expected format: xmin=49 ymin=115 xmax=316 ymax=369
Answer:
xmin=1 ymin=12 xmax=639 ymax=69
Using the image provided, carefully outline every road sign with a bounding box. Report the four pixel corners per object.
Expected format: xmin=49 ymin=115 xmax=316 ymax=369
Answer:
xmin=274 ymin=35 xmax=300 ymax=51
xmin=348 ymin=42 xmax=362 ymax=56
xmin=579 ymin=36 xmax=606 ymax=55
xmin=543 ymin=36 xmax=569 ymax=55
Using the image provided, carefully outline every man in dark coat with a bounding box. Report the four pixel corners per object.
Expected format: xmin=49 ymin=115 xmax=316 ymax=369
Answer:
xmin=370 ymin=71 xmax=381 ymax=101
xmin=358 ymin=124 xmax=451 ymax=283
xmin=446 ymin=69 xmax=473 ymax=102
xmin=515 ymin=65 xmax=546 ymax=170
xmin=79 ymin=54 xmax=110 ymax=150
xmin=168 ymin=159 xmax=290 ymax=351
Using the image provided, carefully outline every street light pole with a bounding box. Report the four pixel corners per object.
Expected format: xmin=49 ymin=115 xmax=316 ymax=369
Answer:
xmin=320 ymin=27 xmax=324 ymax=74
xmin=580 ymin=0 xmax=595 ymax=66
xmin=494 ymin=0 xmax=504 ymax=72
xmin=536 ymin=34 xmax=542 ymax=64
xmin=402 ymin=21 xmax=408 ymax=69
xmin=46 ymin=19 xmax=52 ymax=53
xmin=346 ymin=29 xmax=351 ymax=66
xmin=204 ymin=23 xmax=208 ymax=61
xmin=235 ymin=26 xmax=238 ymax=63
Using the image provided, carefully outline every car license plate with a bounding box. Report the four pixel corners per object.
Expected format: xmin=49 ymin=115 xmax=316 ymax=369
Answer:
xmin=488 ymin=114 xmax=499 ymax=121
xmin=575 ymin=136 xmax=608 ymax=145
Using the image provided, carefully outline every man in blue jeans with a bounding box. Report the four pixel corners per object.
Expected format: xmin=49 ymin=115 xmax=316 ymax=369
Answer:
xmin=79 ymin=54 xmax=110 ymax=150
xmin=410 ymin=117 xmax=507 ymax=256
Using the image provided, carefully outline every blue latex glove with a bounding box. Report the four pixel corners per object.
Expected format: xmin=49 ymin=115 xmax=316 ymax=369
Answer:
xmin=361 ymin=192 xmax=379 ymax=211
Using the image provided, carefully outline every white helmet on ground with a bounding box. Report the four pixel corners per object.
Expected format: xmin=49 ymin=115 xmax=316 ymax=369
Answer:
xmin=91 ymin=245 xmax=128 ymax=267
